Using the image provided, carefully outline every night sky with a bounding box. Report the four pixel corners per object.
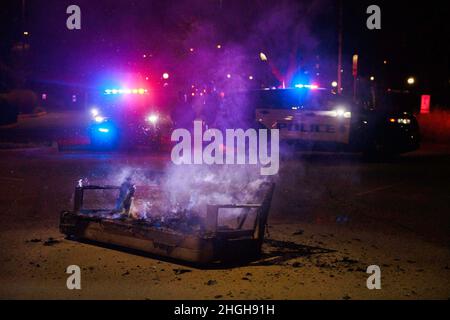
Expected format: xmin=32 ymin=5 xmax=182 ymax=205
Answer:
xmin=1 ymin=0 xmax=449 ymax=103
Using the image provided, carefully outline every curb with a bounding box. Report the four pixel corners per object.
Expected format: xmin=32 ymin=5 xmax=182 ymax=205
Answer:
xmin=0 ymin=122 xmax=19 ymax=129
xmin=0 ymin=141 xmax=58 ymax=153
xmin=18 ymin=111 xmax=48 ymax=119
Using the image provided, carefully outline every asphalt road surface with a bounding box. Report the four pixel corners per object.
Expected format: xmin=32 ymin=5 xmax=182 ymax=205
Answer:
xmin=0 ymin=112 xmax=449 ymax=299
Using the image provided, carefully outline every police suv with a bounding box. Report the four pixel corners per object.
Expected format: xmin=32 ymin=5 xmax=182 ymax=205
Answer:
xmin=241 ymin=85 xmax=420 ymax=158
xmin=88 ymin=87 xmax=174 ymax=149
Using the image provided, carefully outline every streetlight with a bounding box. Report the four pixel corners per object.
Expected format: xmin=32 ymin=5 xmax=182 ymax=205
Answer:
xmin=331 ymin=81 xmax=338 ymax=88
xmin=370 ymin=76 xmax=375 ymax=81
xmin=259 ymin=52 xmax=268 ymax=62
xmin=407 ymin=77 xmax=415 ymax=85
xmin=162 ymin=73 xmax=169 ymax=80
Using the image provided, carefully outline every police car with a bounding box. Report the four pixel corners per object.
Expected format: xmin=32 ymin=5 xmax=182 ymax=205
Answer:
xmin=88 ymin=87 xmax=174 ymax=149
xmin=237 ymin=85 xmax=420 ymax=158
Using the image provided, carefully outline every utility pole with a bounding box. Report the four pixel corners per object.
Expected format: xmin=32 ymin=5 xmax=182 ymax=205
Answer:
xmin=337 ymin=0 xmax=343 ymax=95
xmin=22 ymin=0 xmax=26 ymax=32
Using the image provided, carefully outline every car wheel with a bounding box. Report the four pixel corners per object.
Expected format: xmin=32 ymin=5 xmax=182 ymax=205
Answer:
xmin=362 ymin=139 xmax=398 ymax=162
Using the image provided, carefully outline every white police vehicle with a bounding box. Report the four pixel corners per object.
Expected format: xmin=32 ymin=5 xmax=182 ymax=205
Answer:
xmin=231 ymin=85 xmax=420 ymax=158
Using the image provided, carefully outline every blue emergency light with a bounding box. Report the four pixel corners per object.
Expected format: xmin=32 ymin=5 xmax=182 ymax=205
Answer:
xmin=294 ymin=84 xmax=319 ymax=90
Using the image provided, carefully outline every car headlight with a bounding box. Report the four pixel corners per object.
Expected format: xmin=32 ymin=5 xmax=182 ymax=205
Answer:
xmin=146 ymin=114 xmax=159 ymax=124
xmin=94 ymin=116 xmax=107 ymax=123
xmin=397 ymin=118 xmax=411 ymax=125
xmin=90 ymin=108 xmax=108 ymax=123
xmin=331 ymin=107 xmax=351 ymax=118
xmin=390 ymin=118 xmax=411 ymax=125
xmin=90 ymin=108 xmax=99 ymax=117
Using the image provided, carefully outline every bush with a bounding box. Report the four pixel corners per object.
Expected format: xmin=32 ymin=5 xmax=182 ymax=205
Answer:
xmin=6 ymin=90 xmax=39 ymax=114
xmin=0 ymin=95 xmax=19 ymax=125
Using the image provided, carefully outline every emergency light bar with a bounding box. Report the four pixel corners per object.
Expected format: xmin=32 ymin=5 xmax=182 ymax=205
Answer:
xmin=294 ymin=84 xmax=319 ymax=90
xmin=104 ymin=88 xmax=148 ymax=95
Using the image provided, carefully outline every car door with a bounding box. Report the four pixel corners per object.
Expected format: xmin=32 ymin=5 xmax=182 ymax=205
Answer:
xmin=255 ymin=90 xmax=351 ymax=144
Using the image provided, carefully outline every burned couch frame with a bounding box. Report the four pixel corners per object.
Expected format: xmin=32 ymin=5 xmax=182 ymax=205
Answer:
xmin=60 ymin=183 xmax=275 ymax=264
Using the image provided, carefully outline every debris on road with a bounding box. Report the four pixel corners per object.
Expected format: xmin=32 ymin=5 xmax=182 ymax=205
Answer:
xmin=43 ymin=237 xmax=61 ymax=246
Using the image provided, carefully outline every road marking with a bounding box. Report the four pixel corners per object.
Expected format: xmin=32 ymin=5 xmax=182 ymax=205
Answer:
xmin=355 ymin=183 xmax=401 ymax=197
xmin=0 ymin=176 xmax=25 ymax=183
xmin=0 ymin=123 xmax=19 ymax=129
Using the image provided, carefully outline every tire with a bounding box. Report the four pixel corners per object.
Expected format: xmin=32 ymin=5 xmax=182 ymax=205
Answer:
xmin=362 ymin=139 xmax=398 ymax=162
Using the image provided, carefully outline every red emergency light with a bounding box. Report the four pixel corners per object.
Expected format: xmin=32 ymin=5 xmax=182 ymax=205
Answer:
xmin=420 ymin=95 xmax=431 ymax=114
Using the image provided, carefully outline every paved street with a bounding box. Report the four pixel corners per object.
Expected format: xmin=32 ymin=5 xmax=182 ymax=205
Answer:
xmin=0 ymin=112 xmax=449 ymax=299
